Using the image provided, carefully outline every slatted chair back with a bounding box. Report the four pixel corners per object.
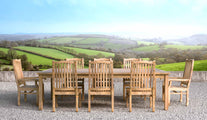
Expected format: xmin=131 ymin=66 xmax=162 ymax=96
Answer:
xmin=52 ymin=61 xmax=77 ymax=89
xmin=130 ymin=61 xmax=156 ymax=89
xmin=182 ymin=59 xmax=194 ymax=86
xmin=13 ymin=59 xmax=24 ymax=85
xmin=66 ymin=58 xmax=84 ymax=69
xmin=89 ymin=60 xmax=113 ymax=89
xmin=123 ymin=58 xmax=142 ymax=69
xmin=94 ymin=58 xmax=112 ymax=61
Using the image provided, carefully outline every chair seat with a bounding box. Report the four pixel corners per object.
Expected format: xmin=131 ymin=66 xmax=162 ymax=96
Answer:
xmin=20 ymin=84 xmax=38 ymax=89
xmin=126 ymin=88 xmax=152 ymax=95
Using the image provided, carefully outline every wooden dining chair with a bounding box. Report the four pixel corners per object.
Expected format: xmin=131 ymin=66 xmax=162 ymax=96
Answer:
xmin=88 ymin=60 xmax=114 ymax=112
xmin=66 ymin=58 xmax=85 ymax=100
xmin=52 ymin=61 xmax=81 ymax=112
xmin=13 ymin=59 xmax=44 ymax=106
xmin=166 ymin=59 xmax=194 ymax=107
xmin=123 ymin=58 xmax=142 ymax=100
xmin=126 ymin=61 xmax=156 ymax=112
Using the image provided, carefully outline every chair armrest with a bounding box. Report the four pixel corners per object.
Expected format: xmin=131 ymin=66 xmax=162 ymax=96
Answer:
xmin=169 ymin=77 xmax=183 ymax=79
xmin=18 ymin=77 xmax=39 ymax=82
xmin=169 ymin=78 xmax=189 ymax=82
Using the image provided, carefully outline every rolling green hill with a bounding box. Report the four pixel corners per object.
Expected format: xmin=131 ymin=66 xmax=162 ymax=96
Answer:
xmin=15 ymin=46 xmax=74 ymax=59
xmin=137 ymin=41 xmax=154 ymax=45
xmin=0 ymin=47 xmax=54 ymax=65
xmin=64 ymin=47 xmax=114 ymax=57
xmin=164 ymin=45 xmax=205 ymax=50
xmin=133 ymin=45 xmax=160 ymax=52
xmin=157 ymin=60 xmax=207 ymax=71
xmin=38 ymin=37 xmax=84 ymax=44
xmin=75 ymin=38 xmax=109 ymax=44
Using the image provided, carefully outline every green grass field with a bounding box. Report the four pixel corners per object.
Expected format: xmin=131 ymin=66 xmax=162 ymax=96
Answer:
xmin=133 ymin=45 xmax=160 ymax=52
xmin=75 ymin=38 xmax=109 ymax=44
xmin=0 ymin=59 xmax=10 ymax=64
xmin=64 ymin=47 xmax=114 ymax=57
xmin=157 ymin=60 xmax=207 ymax=71
xmin=164 ymin=45 xmax=205 ymax=50
xmin=0 ymin=47 xmax=54 ymax=65
xmin=39 ymin=37 xmax=84 ymax=44
xmin=15 ymin=46 xmax=74 ymax=59
xmin=137 ymin=41 xmax=154 ymax=45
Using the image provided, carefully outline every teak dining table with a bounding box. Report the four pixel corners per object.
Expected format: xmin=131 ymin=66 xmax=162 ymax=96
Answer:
xmin=37 ymin=68 xmax=169 ymax=111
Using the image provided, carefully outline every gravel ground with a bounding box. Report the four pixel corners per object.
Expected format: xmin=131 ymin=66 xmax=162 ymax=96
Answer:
xmin=0 ymin=81 xmax=207 ymax=120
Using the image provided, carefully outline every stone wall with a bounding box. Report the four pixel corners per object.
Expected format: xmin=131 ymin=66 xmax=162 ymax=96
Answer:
xmin=0 ymin=71 xmax=206 ymax=82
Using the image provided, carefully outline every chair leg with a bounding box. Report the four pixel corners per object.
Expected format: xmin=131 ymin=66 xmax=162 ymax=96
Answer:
xmin=129 ymin=94 xmax=132 ymax=112
xmin=180 ymin=91 xmax=182 ymax=102
xmin=82 ymin=85 xmax=84 ymax=100
xmin=126 ymin=94 xmax=129 ymax=108
xmin=55 ymin=96 xmax=58 ymax=108
xmin=111 ymin=90 xmax=114 ymax=112
xmin=18 ymin=90 xmax=21 ymax=106
xmin=42 ymin=84 xmax=44 ymax=102
xmin=36 ymin=89 xmax=39 ymax=106
xmin=152 ymin=89 xmax=155 ymax=112
xmin=88 ymin=92 xmax=91 ymax=112
xmin=150 ymin=96 xmax=152 ymax=108
xmin=91 ymin=95 xmax=94 ymax=101
xmin=162 ymin=85 xmax=165 ymax=101
xmin=123 ymin=79 xmax=125 ymax=100
xmin=24 ymin=91 xmax=27 ymax=102
xmin=168 ymin=90 xmax=171 ymax=106
xmin=76 ymin=95 xmax=78 ymax=112
xmin=52 ymin=94 xmax=55 ymax=112
xmin=144 ymin=96 xmax=147 ymax=101
xmin=186 ymin=91 xmax=189 ymax=106
xmin=79 ymin=93 xmax=81 ymax=108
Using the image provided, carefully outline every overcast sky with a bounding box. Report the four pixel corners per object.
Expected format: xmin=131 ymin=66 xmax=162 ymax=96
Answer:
xmin=0 ymin=0 xmax=207 ymax=39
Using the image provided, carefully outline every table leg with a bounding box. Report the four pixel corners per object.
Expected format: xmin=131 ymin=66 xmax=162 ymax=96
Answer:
xmin=39 ymin=76 xmax=43 ymax=110
xmin=164 ymin=75 xmax=168 ymax=110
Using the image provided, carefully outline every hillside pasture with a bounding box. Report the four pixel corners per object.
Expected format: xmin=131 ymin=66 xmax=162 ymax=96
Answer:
xmin=156 ymin=60 xmax=207 ymax=71
xmin=0 ymin=47 xmax=53 ymax=65
xmin=39 ymin=37 xmax=84 ymax=44
xmin=75 ymin=38 xmax=109 ymax=44
xmin=164 ymin=45 xmax=205 ymax=50
xmin=64 ymin=47 xmax=115 ymax=57
xmin=15 ymin=46 xmax=74 ymax=59
xmin=133 ymin=45 xmax=159 ymax=52
xmin=137 ymin=41 xmax=154 ymax=45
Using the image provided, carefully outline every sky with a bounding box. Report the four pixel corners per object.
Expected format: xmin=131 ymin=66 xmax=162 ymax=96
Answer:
xmin=0 ymin=0 xmax=207 ymax=39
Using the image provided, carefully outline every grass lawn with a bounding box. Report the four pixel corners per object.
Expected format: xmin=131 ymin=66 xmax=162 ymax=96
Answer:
xmin=75 ymin=38 xmax=108 ymax=44
xmin=15 ymin=46 xmax=74 ymax=59
xmin=64 ymin=47 xmax=114 ymax=57
xmin=164 ymin=45 xmax=205 ymax=50
xmin=133 ymin=45 xmax=160 ymax=52
xmin=156 ymin=60 xmax=207 ymax=71
xmin=0 ymin=47 xmax=54 ymax=65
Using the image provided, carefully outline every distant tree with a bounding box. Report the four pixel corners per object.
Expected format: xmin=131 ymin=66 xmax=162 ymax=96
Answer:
xmin=7 ymin=48 xmax=18 ymax=63
xmin=0 ymin=51 xmax=6 ymax=58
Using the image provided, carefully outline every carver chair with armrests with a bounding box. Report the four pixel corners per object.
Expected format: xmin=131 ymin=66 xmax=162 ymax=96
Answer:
xmin=166 ymin=59 xmax=194 ymax=107
xmin=13 ymin=59 xmax=44 ymax=106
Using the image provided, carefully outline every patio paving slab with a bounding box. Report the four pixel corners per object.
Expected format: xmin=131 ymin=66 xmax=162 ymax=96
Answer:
xmin=0 ymin=81 xmax=206 ymax=120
